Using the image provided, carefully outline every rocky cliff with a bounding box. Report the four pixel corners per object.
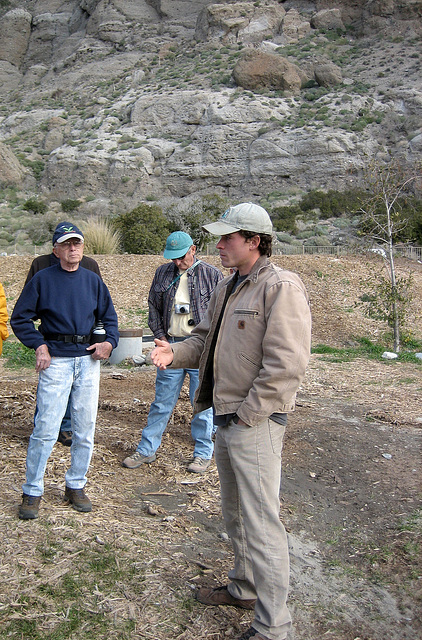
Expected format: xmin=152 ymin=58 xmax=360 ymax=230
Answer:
xmin=0 ymin=0 xmax=421 ymax=231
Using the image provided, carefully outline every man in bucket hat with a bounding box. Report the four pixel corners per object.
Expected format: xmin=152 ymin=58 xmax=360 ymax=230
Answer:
xmin=11 ymin=222 xmax=119 ymax=519
xmin=151 ymin=204 xmax=312 ymax=640
xmin=123 ymin=231 xmax=223 ymax=473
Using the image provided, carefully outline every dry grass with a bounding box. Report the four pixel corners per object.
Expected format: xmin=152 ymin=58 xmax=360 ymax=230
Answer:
xmin=80 ymin=218 xmax=122 ymax=255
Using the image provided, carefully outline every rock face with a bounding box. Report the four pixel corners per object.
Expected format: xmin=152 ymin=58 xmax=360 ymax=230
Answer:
xmin=196 ymin=2 xmax=286 ymax=43
xmin=0 ymin=0 xmax=421 ymax=219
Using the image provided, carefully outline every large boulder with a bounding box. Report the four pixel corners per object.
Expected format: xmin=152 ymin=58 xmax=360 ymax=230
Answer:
xmin=311 ymin=9 xmax=346 ymax=31
xmin=196 ymin=2 xmax=285 ymax=43
xmin=0 ymin=9 xmax=32 ymax=68
xmin=233 ymin=50 xmax=303 ymax=95
xmin=314 ymin=61 xmax=343 ymax=88
xmin=0 ymin=62 xmax=23 ymax=95
xmin=0 ymin=142 xmax=27 ymax=187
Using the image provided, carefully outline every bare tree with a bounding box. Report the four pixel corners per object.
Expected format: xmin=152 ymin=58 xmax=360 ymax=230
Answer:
xmin=358 ymin=159 xmax=421 ymax=352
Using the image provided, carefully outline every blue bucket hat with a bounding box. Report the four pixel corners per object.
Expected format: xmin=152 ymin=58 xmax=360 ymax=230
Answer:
xmin=53 ymin=221 xmax=84 ymax=245
xmin=163 ymin=231 xmax=193 ymax=259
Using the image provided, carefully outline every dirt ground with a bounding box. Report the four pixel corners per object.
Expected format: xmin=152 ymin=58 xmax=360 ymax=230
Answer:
xmin=0 ymin=254 xmax=421 ymax=640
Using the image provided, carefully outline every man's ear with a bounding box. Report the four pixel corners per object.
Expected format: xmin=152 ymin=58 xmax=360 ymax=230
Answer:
xmin=52 ymin=246 xmax=59 ymax=258
xmin=249 ymin=235 xmax=260 ymax=250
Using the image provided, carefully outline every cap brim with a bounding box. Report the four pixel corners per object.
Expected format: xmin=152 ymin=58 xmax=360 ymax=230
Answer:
xmin=163 ymin=248 xmax=190 ymax=259
xmin=202 ymin=220 xmax=240 ymax=236
xmin=56 ymin=233 xmax=84 ymax=243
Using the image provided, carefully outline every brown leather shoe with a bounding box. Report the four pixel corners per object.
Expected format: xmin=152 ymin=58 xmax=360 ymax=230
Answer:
xmin=19 ymin=494 xmax=41 ymax=520
xmin=65 ymin=487 xmax=92 ymax=512
xmin=196 ymin=585 xmax=256 ymax=610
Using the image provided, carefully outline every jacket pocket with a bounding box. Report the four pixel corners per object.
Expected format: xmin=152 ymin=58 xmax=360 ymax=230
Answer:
xmin=238 ymin=351 xmax=260 ymax=370
xmin=234 ymin=308 xmax=259 ymax=317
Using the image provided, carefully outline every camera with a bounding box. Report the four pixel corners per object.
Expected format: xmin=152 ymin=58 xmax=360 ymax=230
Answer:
xmin=174 ymin=303 xmax=190 ymax=315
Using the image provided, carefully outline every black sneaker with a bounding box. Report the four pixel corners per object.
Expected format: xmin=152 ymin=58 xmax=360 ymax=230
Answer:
xmin=19 ymin=494 xmax=41 ymax=520
xmin=65 ymin=487 xmax=92 ymax=512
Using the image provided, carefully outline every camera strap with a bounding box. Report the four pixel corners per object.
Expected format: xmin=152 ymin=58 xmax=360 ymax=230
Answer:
xmin=165 ymin=260 xmax=202 ymax=291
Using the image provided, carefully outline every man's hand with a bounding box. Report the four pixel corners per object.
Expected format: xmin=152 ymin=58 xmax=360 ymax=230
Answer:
xmin=86 ymin=341 xmax=113 ymax=360
xmin=35 ymin=344 xmax=51 ymax=372
xmin=151 ymin=338 xmax=174 ymax=370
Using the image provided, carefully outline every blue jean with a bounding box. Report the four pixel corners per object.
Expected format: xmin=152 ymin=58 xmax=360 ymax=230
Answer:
xmin=23 ymin=356 xmax=100 ymax=497
xmin=137 ymin=367 xmax=214 ymax=459
xmin=60 ymin=400 xmax=72 ymax=433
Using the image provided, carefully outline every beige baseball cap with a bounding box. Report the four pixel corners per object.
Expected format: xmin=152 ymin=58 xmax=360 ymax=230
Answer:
xmin=203 ymin=202 xmax=273 ymax=236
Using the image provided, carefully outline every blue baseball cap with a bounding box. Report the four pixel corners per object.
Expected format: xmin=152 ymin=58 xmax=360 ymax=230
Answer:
xmin=163 ymin=231 xmax=193 ymax=259
xmin=53 ymin=221 xmax=84 ymax=245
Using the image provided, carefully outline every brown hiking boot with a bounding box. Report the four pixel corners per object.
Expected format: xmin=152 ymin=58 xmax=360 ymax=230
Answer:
xmin=196 ymin=585 xmax=256 ymax=610
xmin=187 ymin=457 xmax=211 ymax=473
xmin=65 ymin=487 xmax=92 ymax=512
xmin=19 ymin=494 xmax=41 ymax=520
xmin=122 ymin=451 xmax=156 ymax=469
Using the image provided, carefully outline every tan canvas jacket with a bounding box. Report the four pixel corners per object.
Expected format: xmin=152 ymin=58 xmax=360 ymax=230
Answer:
xmin=171 ymin=255 xmax=312 ymax=427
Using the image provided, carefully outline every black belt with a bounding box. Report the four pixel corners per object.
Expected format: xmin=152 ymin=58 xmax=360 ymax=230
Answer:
xmin=43 ymin=333 xmax=91 ymax=344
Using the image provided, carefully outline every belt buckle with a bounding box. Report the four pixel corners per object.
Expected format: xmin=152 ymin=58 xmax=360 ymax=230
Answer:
xmin=72 ymin=335 xmax=83 ymax=344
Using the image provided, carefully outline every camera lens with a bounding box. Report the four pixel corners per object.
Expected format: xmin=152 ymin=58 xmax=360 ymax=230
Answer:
xmin=180 ymin=306 xmax=186 ymax=313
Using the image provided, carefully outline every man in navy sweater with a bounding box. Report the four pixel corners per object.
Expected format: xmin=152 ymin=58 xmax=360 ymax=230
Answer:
xmin=24 ymin=224 xmax=102 ymax=447
xmin=11 ymin=222 xmax=119 ymax=520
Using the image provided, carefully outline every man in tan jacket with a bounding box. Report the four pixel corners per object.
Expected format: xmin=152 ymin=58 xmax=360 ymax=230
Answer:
xmin=151 ymin=203 xmax=312 ymax=640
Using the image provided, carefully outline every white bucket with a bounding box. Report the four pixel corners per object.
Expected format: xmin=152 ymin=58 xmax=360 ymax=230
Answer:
xmin=109 ymin=329 xmax=143 ymax=365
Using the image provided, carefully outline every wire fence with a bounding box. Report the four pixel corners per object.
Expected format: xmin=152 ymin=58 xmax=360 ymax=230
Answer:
xmin=205 ymin=244 xmax=422 ymax=261
xmin=2 ymin=244 xmax=422 ymax=262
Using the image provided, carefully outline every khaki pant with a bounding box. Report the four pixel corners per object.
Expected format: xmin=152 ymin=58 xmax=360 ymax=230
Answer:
xmin=215 ymin=418 xmax=291 ymax=640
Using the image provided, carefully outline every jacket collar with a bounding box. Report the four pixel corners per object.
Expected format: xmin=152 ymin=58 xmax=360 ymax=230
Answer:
xmin=226 ymin=254 xmax=270 ymax=287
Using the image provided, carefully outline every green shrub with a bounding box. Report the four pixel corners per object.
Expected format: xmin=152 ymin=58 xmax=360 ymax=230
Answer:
xmin=20 ymin=159 xmax=45 ymax=180
xmin=271 ymin=204 xmax=300 ymax=234
xmin=23 ymin=198 xmax=48 ymax=215
xmin=113 ymin=203 xmax=171 ymax=254
xmin=300 ymin=189 xmax=364 ymax=218
xmin=61 ymin=199 xmax=82 ymax=213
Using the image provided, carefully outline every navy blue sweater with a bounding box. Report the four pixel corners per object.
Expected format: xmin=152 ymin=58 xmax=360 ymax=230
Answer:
xmin=11 ymin=264 xmax=119 ymax=357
